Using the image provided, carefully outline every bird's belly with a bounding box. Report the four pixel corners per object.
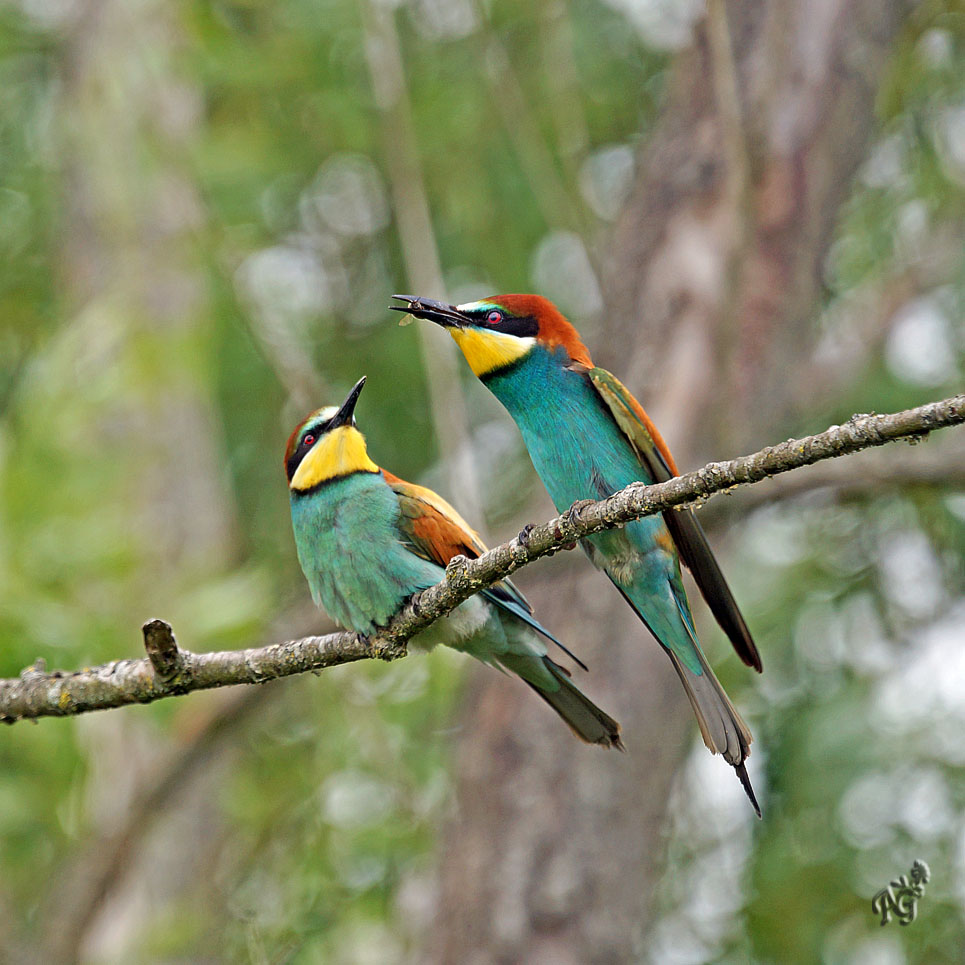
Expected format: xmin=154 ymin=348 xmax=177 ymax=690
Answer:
xmin=409 ymin=594 xmax=493 ymax=655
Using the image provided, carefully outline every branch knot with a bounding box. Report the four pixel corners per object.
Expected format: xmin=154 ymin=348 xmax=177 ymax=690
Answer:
xmin=445 ymin=554 xmax=470 ymax=584
xmin=142 ymin=619 xmax=184 ymax=683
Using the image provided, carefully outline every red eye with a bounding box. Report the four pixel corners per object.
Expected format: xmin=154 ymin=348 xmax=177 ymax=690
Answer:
xmin=303 ymin=434 xmax=315 ymax=447
xmin=486 ymin=310 xmax=503 ymax=324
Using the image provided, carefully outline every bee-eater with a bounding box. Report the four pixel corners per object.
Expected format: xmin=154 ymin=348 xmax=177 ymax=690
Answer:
xmin=391 ymin=295 xmax=762 ymax=815
xmin=285 ymin=375 xmax=623 ymax=750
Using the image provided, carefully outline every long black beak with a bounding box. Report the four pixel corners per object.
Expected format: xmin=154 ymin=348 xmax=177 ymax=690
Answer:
xmin=329 ymin=376 xmax=366 ymax=429
xmin=390 ymin=294 xmax=469 ymax=328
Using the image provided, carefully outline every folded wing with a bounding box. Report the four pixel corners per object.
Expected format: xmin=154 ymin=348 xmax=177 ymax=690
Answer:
xmin=383 ymin=470 xmax=587 ymax=669
xmin=586 ymin=367 xmax=762 ymax=672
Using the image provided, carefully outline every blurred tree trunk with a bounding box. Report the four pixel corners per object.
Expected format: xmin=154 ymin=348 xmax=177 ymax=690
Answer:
xmin=422 ymin=1 xmax=908 ymax=961
xmin=604 ymin=0 xmax=909 ymax=455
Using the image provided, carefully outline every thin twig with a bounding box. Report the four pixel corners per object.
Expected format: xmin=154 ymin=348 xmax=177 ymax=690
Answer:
xmin=1 ymin=394 xmax=961 ymax=723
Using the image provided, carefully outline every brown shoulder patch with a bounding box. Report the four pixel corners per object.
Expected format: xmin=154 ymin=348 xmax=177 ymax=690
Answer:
xmin=409 ymin=511 xmax=478 ymax=567
xmin=383 ymin=470 xmax=485 ymax=566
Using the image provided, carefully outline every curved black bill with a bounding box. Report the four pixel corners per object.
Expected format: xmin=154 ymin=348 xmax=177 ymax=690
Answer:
xmin=390 ymin=294 xmax=468 ymax=328
xmin=330 ymin=376 xmax=366 ymax=429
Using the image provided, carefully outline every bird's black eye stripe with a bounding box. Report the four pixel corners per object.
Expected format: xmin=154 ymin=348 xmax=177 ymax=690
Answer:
xmin=473 ymin=310 xmax=539 ymax=339
xmin=286 ymin=423 xmax=327 ymax=481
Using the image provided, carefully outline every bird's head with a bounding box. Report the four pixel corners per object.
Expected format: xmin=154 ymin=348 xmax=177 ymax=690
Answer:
xmin=391 ymin=294 xmax=593 ymax=378
xmin=285 ymin=376 xmax=378 ymax=493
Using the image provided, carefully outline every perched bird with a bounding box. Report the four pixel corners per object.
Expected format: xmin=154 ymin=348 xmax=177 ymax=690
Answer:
xmin=391 ymin=294 xmax=762 ymax=815
xmin=285 ymin=375 xmax=623 ymax=750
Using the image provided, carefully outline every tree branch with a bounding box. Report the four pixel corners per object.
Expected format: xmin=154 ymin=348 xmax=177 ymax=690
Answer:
xmin=2 ymin=394 xmax=962 ymax=723
xmin=701 ymin=441 xmax=965 ymax=522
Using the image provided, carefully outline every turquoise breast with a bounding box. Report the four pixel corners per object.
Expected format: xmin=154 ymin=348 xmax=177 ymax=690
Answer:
xmin=484 ymin=347 xmax=667 ymax=560
xmin=290 ymin=472 xmax=440 ymax=634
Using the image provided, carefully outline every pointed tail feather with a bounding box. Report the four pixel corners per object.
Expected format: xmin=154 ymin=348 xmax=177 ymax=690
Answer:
xmin=735 ymin=763 xmax=762 ymax=818
xmin=503 ymin=653 xmax=624 ymax=750
xmin=667 ymin=647 xmax=761 ymax=816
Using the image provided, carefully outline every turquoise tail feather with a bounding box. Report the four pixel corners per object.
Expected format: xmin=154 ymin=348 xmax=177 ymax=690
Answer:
xmin=614 ymin=578 xmax=760 ymax=814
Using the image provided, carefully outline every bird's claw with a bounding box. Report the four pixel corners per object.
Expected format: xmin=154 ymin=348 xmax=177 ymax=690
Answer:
xmin=568 ymin=499 xmax=596 ymax=519
xmin=517 ymin=523 xmax=536 ymax=546
xmin=446 ymin=555 xmax=469 ymax=581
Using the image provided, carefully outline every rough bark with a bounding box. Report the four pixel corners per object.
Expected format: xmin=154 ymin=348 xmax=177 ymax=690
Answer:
xmin=424 ymin=1 xmax=912 ymax=960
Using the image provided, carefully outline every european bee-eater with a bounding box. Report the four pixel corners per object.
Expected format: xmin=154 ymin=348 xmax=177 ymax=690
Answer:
xmin=285 ymin=375 xmax=623 ymax=750
xmin=392 ymin=295 xmax=762 ymax=814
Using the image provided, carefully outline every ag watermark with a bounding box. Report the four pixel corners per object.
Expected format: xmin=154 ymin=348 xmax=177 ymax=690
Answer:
xmin=871 ymin=859 xmax=930 ymax=927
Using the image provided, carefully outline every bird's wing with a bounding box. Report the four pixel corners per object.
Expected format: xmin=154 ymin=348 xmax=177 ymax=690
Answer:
xmin=383 ymin=470 xmax=488 ymax=564
xmin=587 ymin=367 xmax=762 ymax=672
xmin=382 ymin=471 xmax=587 ymax=668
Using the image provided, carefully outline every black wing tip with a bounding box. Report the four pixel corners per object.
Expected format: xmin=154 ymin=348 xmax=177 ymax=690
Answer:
xmin=726 ymin=620 xmax=763 ymax=672
xmin=567 ymin=650 xmax=590 ymax=674
xmin=742 ymin=629 xmax=763 ymax=673
xmin=743 ymin=645 xmax=764 ymax=674
xmin=536 ymin=632 xmax=589 ymax=674
xmin=735 ymin=762 xmax=762 ymax=818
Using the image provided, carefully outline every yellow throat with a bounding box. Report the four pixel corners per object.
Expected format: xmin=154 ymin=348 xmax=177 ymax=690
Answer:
xmin=449 ymin=327 xmax=534 ymax=377
xmin=290 ymin=425 xmax=378 ymax=491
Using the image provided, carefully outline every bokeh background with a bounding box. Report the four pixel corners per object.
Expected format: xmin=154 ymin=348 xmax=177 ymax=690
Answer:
xmin=1 ymin=0 xmax=964 ymax=962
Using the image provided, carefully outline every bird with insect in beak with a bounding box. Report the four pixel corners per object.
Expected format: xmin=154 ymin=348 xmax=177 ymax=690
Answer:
xmin=391 ymin=294 xmax=763 ymax=816
xmin=285 ymin=375 xmax=623 ymax=750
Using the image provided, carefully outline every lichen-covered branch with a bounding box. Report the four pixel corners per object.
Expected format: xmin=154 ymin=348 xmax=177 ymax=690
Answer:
xmin=1 ymin=393 xmax=962 ymax=724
